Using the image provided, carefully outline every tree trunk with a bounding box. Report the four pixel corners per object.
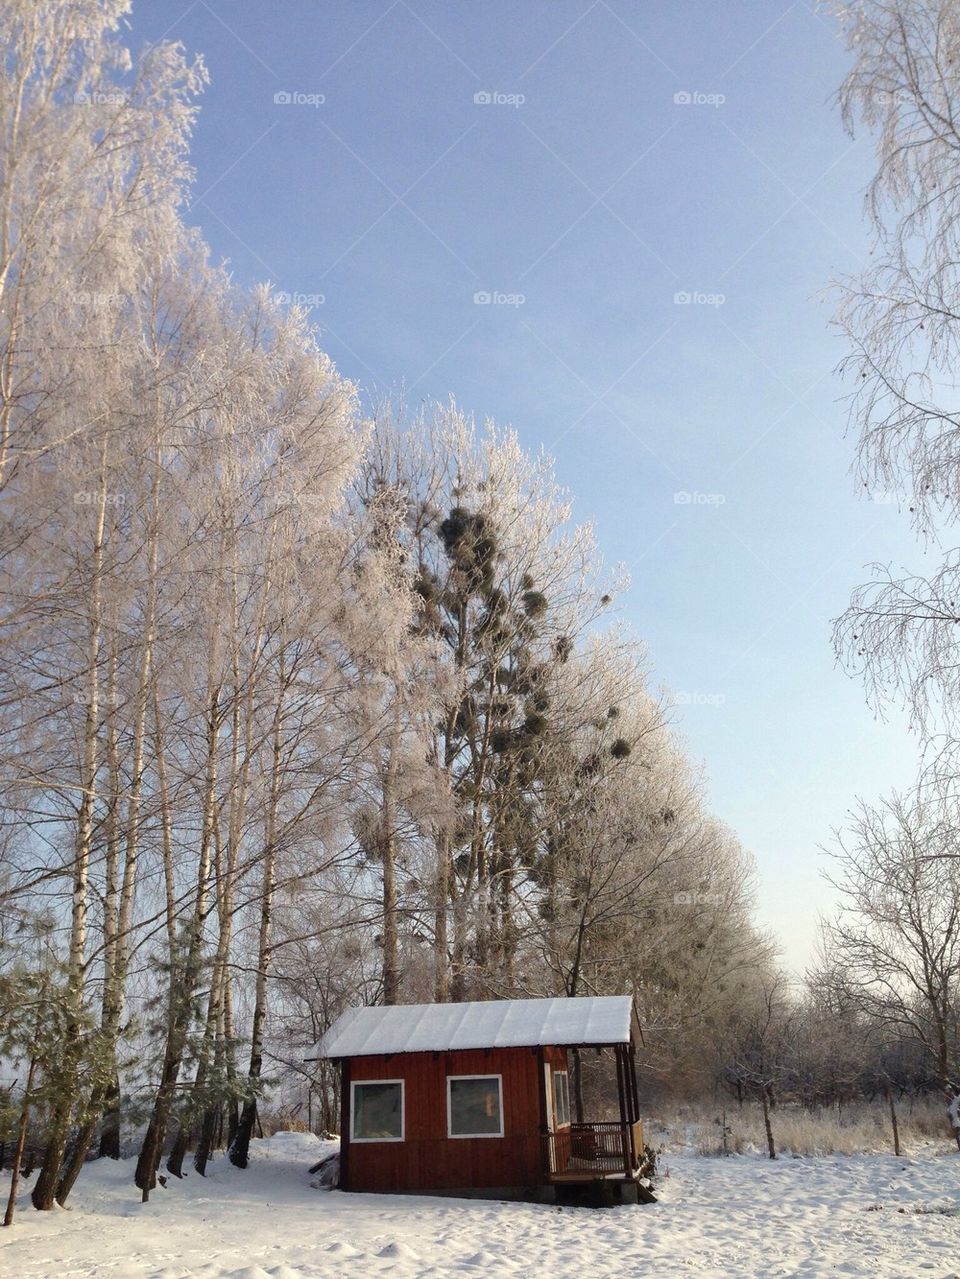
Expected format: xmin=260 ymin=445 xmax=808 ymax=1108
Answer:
xmin=135 ymin=686 xmax=220 ymax=1193
xmin=223 ymin=977 xmax=239 ymax=1149
xmin=82 ymin=482 xmax=159 ymax=1180
xmin=30 ymin=1117 xmax=70 ymax=1212
xmin=165 ymin=1120 xmax=189 ymax=1179
xmin=946 ymin=1085 xmax=960 ymax=1153
xmin=381 ymin=711 xmax=401 ymax=1005
xmin=229 ymin=688 xmax=284 ymax=1169
xmin=450 ymin=889 xmax=468 ymax=1003
xmin=192 ymin=968 xmax=227 ymax=1177
xmin=93 ymin=658 xmax=122 ymax=1168
xmin=3 ymin=1058 xmax=37 ymax=1227
xmin=137 ymin=1043 xmax=185 ymax=1196
xmin=32 ymin=453 xmax=109 ymax=1210
xmin=193 ymin=1097 xmax=220 ymax=1177
xmin=54 ymin=1112 xmax=98 ymax=1205
xmin=499 ymin=858 xmax=515 ymax=987
xmin=97 ymin=1075 xmax=121 ymax=1160
xmin=195 ymin=545 xmax=263 ymax=1174
xmin=885 ymin=1085 xmax=901 ymax=1156
xmin=761 ymin=1087 xmax=776 ymax=1159
xmin=434 ymin=830 xmax=451 ymax=1002
xmin=190 ymin=905 xmax=229 ymax=1174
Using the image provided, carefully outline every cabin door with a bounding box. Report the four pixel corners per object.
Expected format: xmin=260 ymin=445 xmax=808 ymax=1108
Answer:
xmin=543 ymin=1062 xmax=556 ymax=1172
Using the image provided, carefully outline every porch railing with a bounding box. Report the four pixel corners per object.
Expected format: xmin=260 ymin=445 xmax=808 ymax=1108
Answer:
xmin=544 ymin=1119 xmax=645 ymax=1179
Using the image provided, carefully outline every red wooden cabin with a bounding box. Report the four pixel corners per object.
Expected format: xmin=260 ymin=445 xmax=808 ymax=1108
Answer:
xmin=306 ymin=995 xmax=648 ymax=1203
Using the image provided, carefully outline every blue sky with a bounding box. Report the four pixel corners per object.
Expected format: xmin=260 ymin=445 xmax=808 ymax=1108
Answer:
xmin=129 ymin=0 xmax=925 ymax=971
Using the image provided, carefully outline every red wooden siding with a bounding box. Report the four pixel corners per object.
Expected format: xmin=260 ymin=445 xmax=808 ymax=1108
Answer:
xmin=342 ymin=1046 xmax=553 ymax=1193
xmin=543 ymin=1045 xmax=569 ymax=1073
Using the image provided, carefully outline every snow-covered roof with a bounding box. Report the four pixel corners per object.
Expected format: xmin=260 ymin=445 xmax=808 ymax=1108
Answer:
xmin=306 ymin=995 xmax=636 ymax=1060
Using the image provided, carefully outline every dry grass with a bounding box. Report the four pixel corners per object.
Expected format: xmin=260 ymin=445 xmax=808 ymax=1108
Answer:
xmin=647 ymin=1096 xmax=954 ymax=1157
xmin=258 ymin=1110 xmax=311 ymax=1136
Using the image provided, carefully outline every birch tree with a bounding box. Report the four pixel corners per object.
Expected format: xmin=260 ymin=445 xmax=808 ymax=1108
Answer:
xmin=831 ymin=1 xmax=960 ymax=747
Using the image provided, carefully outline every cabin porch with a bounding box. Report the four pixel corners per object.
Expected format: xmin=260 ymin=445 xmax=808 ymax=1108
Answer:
xmin=544 ymin=1118 xmax=646 ymax=1180
xmin=540 ymin=1040 xmax=655 ymax=1203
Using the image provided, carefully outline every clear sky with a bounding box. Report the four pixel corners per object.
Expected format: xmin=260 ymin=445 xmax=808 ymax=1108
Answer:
xmin=127 ymin=0 xmax=925 ymax=972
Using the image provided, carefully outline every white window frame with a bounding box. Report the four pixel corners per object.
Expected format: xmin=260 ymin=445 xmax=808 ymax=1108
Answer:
xmin=350 ymin=1077 xmax=405 ymax=1143
xmin=446 ymin=1073 xmax=505 ymax=1140
xmin=543 ymin=1061 xmax=554 ymax=1132
xmin=553 ymin=1069 xmax=571 ymax=1127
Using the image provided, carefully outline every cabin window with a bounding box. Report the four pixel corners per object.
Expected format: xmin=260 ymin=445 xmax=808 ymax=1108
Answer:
xmin=447 ymin=1074 xmax=504 ymax=1138
xmin=553 ymin=1070 xmax=571 ymax=1127
xmin=350 ymin=1079 xmax=404 ymax=1142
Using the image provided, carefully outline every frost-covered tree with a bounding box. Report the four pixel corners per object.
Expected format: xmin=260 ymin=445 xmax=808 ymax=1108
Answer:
xmin=823 ymin=789 xmax=960 ymax=1089
xmin=0 ymin=1 xmax=775 ymax=1212
xmin=714 ymin=971 xmax=795 ymax=1158
xmin=831 ymin=1 xmax=960 ymax=750
xmin=363 ymin=402 xmax=621 ymax=1002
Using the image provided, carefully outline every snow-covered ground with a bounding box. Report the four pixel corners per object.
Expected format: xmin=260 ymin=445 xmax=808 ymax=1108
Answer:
xmin=4 ymin=1131 xmax=960 ymax=1279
